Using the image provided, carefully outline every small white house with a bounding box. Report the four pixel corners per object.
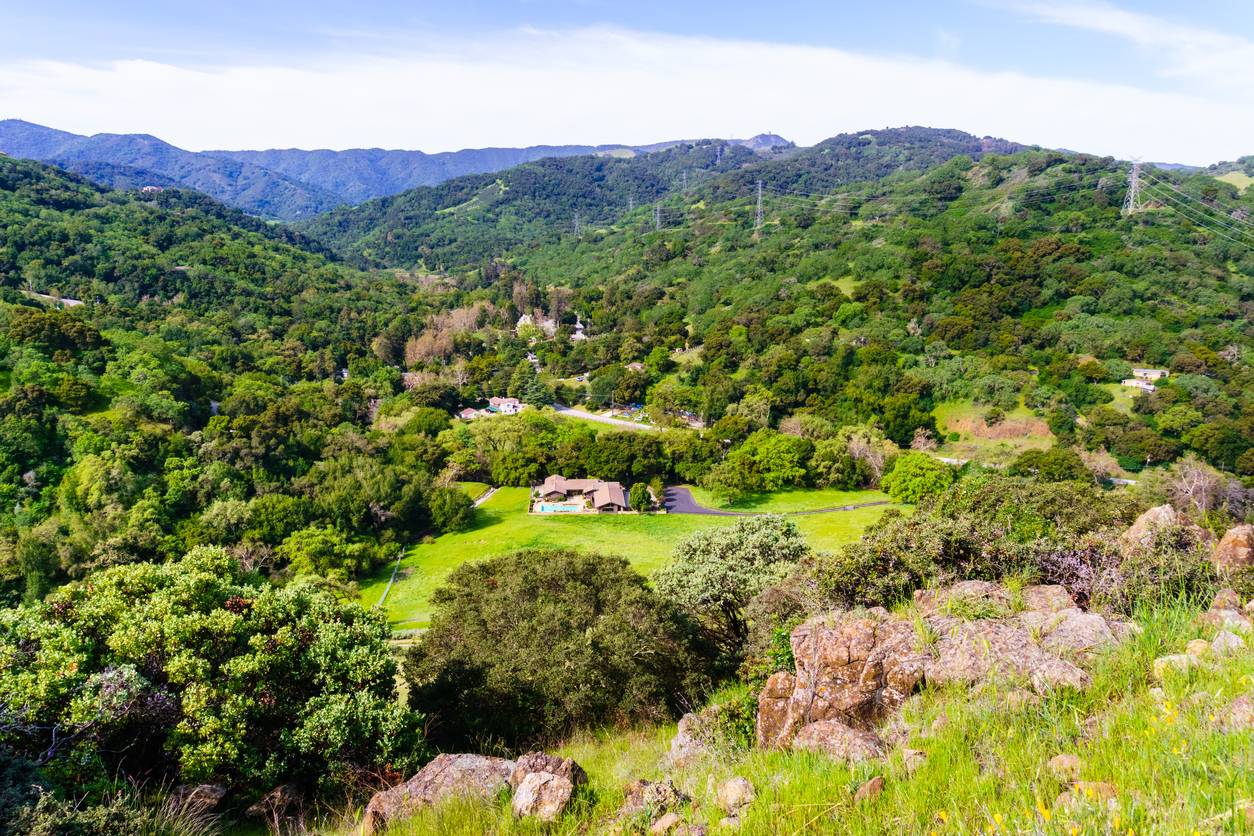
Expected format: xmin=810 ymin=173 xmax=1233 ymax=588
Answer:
xmin=1121 ymin=378 xmax=1156 ymax=392
xmin=1132 ymin=368 xmax=1169 ymax=381
xmin=489 ymin=397 xmax=525 ymax=414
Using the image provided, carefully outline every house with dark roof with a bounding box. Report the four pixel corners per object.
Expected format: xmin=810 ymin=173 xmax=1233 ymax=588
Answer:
xmin=539 ymin=474 xmax=631 ymax=512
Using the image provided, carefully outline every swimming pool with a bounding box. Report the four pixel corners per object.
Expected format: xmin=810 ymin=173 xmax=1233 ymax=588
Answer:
xmin=537 ymin=502 xmax=582 ymax=513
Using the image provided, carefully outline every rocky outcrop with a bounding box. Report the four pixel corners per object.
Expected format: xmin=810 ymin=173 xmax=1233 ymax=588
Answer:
xmin=363 ymin=754 xmax=515 ymax=834
xmin=512 ymin=771 xmax=572 ymax=822
xmin=1212 ymin=525 xmax=1254 ymax=573
xmin=757 ymin=582 xmax=1129 ymax=751
xmin=668 ymin=713 xmax=706 ymax=767
xmin=793 ymin=720 xmax=886 ymax=762
xmin=1120 ymin=504 xmax=1210 ymax=546
xmin=715 ymin=777 xmax=756 ymax=817
xmin=510 ymin=752 xmax=587 ymax=789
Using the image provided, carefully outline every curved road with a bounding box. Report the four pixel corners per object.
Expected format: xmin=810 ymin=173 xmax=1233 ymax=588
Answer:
xmin=664 ymin=486 xmax=890 ymax=517
xmin=553 ymin=404 xmax=662 ymax=431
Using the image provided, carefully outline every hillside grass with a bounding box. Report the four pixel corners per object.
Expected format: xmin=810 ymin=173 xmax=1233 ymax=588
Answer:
xmin=326 ymin=596 xmax=1254 ymax=836
xmin=359 ymin=487 xmax=898 ymax=628
xmin=934 ymin=399 xmax=1054 ymax=466
xmin=684 ymin=485 xmax=888 ymax=512
xmin=1217 ymin=171 xmax=1254 ymax=192
xmin=456 ymin=481 xmax=490 ymax=501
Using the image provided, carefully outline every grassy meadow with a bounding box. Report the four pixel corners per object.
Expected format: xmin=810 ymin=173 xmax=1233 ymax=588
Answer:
xmin=360 ymin=486 xmax=899 ymax=628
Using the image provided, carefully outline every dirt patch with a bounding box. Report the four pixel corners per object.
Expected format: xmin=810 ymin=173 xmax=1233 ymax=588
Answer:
xmin=952 ymin=416 xmax=1051 ymax=440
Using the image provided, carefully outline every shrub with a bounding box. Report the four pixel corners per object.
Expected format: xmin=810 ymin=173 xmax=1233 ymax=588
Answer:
xmin=428 ymin=486 xmax=475 ymax=532
xmin=403 ymin=549 xmax=711 ymax=750
xmin=11 ymin=789 xmax=215 ymax=836
xmin=629 ymin=482 xmax=650 ymax=511
xmin=879 ymin=452 xmax=954 ymax=503
xmin=654 ymin=515 xmax=816 ymax=654
xmin=0 ymin=547 xmax=422 ymax=794
xmin=1008 ymin=446 xmax=1089 ymax=482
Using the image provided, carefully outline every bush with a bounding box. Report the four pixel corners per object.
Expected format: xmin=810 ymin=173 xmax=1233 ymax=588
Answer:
xmin=879 ymin=452 xmax=954 ymax=503
xmin=11 ymin=790 xmax=214 ymax=836
xmin=402 ymin=549 xmax=711 ymax=750
xmin=428 ymin=486 xmax=475 ymax=532
xmin=654 ymin=515 xmax=815 ymax=654
xmin=0 ymin=547 xmax=422 ymax=794
xmin=1008 ymin=446 xmax=1089 ymax=482
xmin=629 ymin=482 xmax=650 ymax=511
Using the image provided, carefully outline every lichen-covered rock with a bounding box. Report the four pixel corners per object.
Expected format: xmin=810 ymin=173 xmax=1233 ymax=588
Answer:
xmin=1216 ymin=693 xmax=1254 ymax=732
xmin=792 ymin=720 xmax=885 ymax=763
xmin=756 ymin=583 xmax=1123 ymax=750
xmin=668 ymin=714 xmax=705 ymax=767
xmin=1212 ymin=524 xmax=1254 ymax=573
xmin=622 ymin=779 xmax=688 ymax=816
xmin=649 ymin=812 xmax=683 ymax=834
xmin=715 ymin=777 xmax=756 ymax=815
xmin=510 ymin=752 xmax=587 ymax=789
xmin=363 ymin=754 xmax=515 ymax=834
xmin=512 ymin=771 xmax=572 ymax=822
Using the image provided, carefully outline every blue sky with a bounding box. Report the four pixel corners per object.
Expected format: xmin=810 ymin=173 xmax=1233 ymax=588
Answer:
xmin=1 ymin=0 xmax=1252 ymax=162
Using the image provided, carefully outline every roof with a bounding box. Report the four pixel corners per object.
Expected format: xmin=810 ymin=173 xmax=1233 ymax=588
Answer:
xmin=541 ymin=475 xmax=602 ymax=495
xmin=591 ymin=482 xmax=630 ymax=509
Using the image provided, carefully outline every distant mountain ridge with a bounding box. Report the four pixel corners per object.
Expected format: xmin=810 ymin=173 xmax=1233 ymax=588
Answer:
xmin=0 ymin=120 xmax=791 ymax=221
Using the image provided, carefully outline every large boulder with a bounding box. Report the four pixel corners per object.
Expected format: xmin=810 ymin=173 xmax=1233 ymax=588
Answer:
xmin=1212 ymin=525 xmax=1254 ymax=573
xmin=363 ymin=754 xmax=515 ymax=834
xmin=792 ymin=720 xmax=885 ymax=762
xmin=512 ymin=771 xmax=573 ymax=822
xmin=510 ymin=752 xmax=587 ymax=789
xmin=715 ymin=777 xmax=756 ymax=816
xmin=1120 ymin=504 xmax=1210 ymax=547
xmin=621 ymin=779 xmax=689 ymax=817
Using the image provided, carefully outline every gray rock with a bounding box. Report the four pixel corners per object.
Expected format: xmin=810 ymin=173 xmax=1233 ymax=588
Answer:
xmin=512 ymin=771 xmax=572 ymax=822
xmin=1212 ymin=630 xmax=1246 ymax=656
xmin=650 ymin=812 xmax=683 ymax=834
xmin=622 ymin=779 xmax=688 ymax=816
xmin=363 ymin=754 xmax=515 ymax=834
xmin=669 ymin=713 xmax=705 ymax=767
xmin=1030 ymin=658 xmax=1092 ymax=693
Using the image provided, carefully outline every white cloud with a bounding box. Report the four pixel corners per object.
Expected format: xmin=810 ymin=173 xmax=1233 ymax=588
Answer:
xmin=0 ymin=26 xmax=1248 ymax=162
xmin=1009 ymin=0 xmax=1254 ymax=92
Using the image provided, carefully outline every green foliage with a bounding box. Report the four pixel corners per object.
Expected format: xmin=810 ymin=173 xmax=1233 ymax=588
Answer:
xmin=0 ymin=546 xmax=423 ymax=793
xmin=428 ymin=486 xmax=475 ymax=533
xmin=402 ymin=549 xmax=710 ymax=750
xmin=277 ymin=524 xmax=372 ymax=584
xmin=1008 ymin=446 xmax=1089 ymax=482
xmin=879 ymin=452 xmax=954 ymax=503
xmin=11 ymin=790 xmax=215 ymax=836
xmin=628 ymin=482 xmax=649 ymax=511
xmin=654 ymin=515 xmax=815 ymax=653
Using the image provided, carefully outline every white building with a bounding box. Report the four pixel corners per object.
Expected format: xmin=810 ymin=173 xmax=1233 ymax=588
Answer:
xmin=1132 ymin=368 xmax=1169 ymax=381
xmin=489 ymin=396 xmax=525 ymax=414
xmin=1121 ymin=378 xmax=1156 ymax=392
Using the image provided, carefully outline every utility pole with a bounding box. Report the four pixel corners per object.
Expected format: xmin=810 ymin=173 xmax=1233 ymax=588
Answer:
xmin=1123 ymin=159 xmax=1146 ymax=215
xmin=655 ymin=203 xmax=661 ymax=232
xmin=755 ymin=180 xmax=763 ymax=228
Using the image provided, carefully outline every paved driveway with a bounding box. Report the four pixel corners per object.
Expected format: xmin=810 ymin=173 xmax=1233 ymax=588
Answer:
xmin=664 ymin=486 xmax=889 ymax=516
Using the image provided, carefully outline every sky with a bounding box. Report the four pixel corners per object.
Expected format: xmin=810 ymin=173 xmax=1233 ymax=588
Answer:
xmin=0 ymin=0 xmax=1251 ymax=163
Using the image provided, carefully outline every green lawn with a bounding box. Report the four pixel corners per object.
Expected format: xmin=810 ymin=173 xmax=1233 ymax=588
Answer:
xmin=455 ymin=481 xmax=490 ymax=501
xmin=684 ymin=485 xmax=888 ymax=512
xmin=360 ymin=487 xmax=898 ymax=628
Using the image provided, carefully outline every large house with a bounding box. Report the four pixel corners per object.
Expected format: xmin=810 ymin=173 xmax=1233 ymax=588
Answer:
xmin=539 ymin=475 xmax=631 ymax=512
xmin=488 ymin=396 xmax=525 ymax=414
xmin=1121 ymin=378 xmax=1156 ymax=392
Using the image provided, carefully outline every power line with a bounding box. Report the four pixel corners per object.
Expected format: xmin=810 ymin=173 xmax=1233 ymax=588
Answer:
xmin=1140 ymin=171 xmax=1254 ymax=230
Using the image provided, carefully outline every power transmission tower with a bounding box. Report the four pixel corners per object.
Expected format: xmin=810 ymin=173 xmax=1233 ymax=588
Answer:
xmin=573 ymin=211 xmax=580 ymax=238
xmin=755 ymin=180 xmax=763 ymax=228
xmin=716 ymin=146 xmax=722 ymax=165
xmin=628 ymin=196 xmax=633 ymax=214
xmin=655 ymin=203 xmax=661 ymax=232
xmin=683 ymin=170 xmax=688 ymax=190
xmin=1123 ymin=159 xmax=1147 ymax=215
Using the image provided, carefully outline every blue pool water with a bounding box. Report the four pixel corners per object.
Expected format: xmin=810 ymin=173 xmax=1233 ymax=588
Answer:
xmin=538 ymin=503 xmax=581 ymax=513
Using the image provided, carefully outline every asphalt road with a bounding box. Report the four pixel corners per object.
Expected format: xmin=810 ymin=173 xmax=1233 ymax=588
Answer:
xmin=664 ymin=486 xmax=890 ymax=517
xmin=552 ymin=404 xmax=662 ymax=431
